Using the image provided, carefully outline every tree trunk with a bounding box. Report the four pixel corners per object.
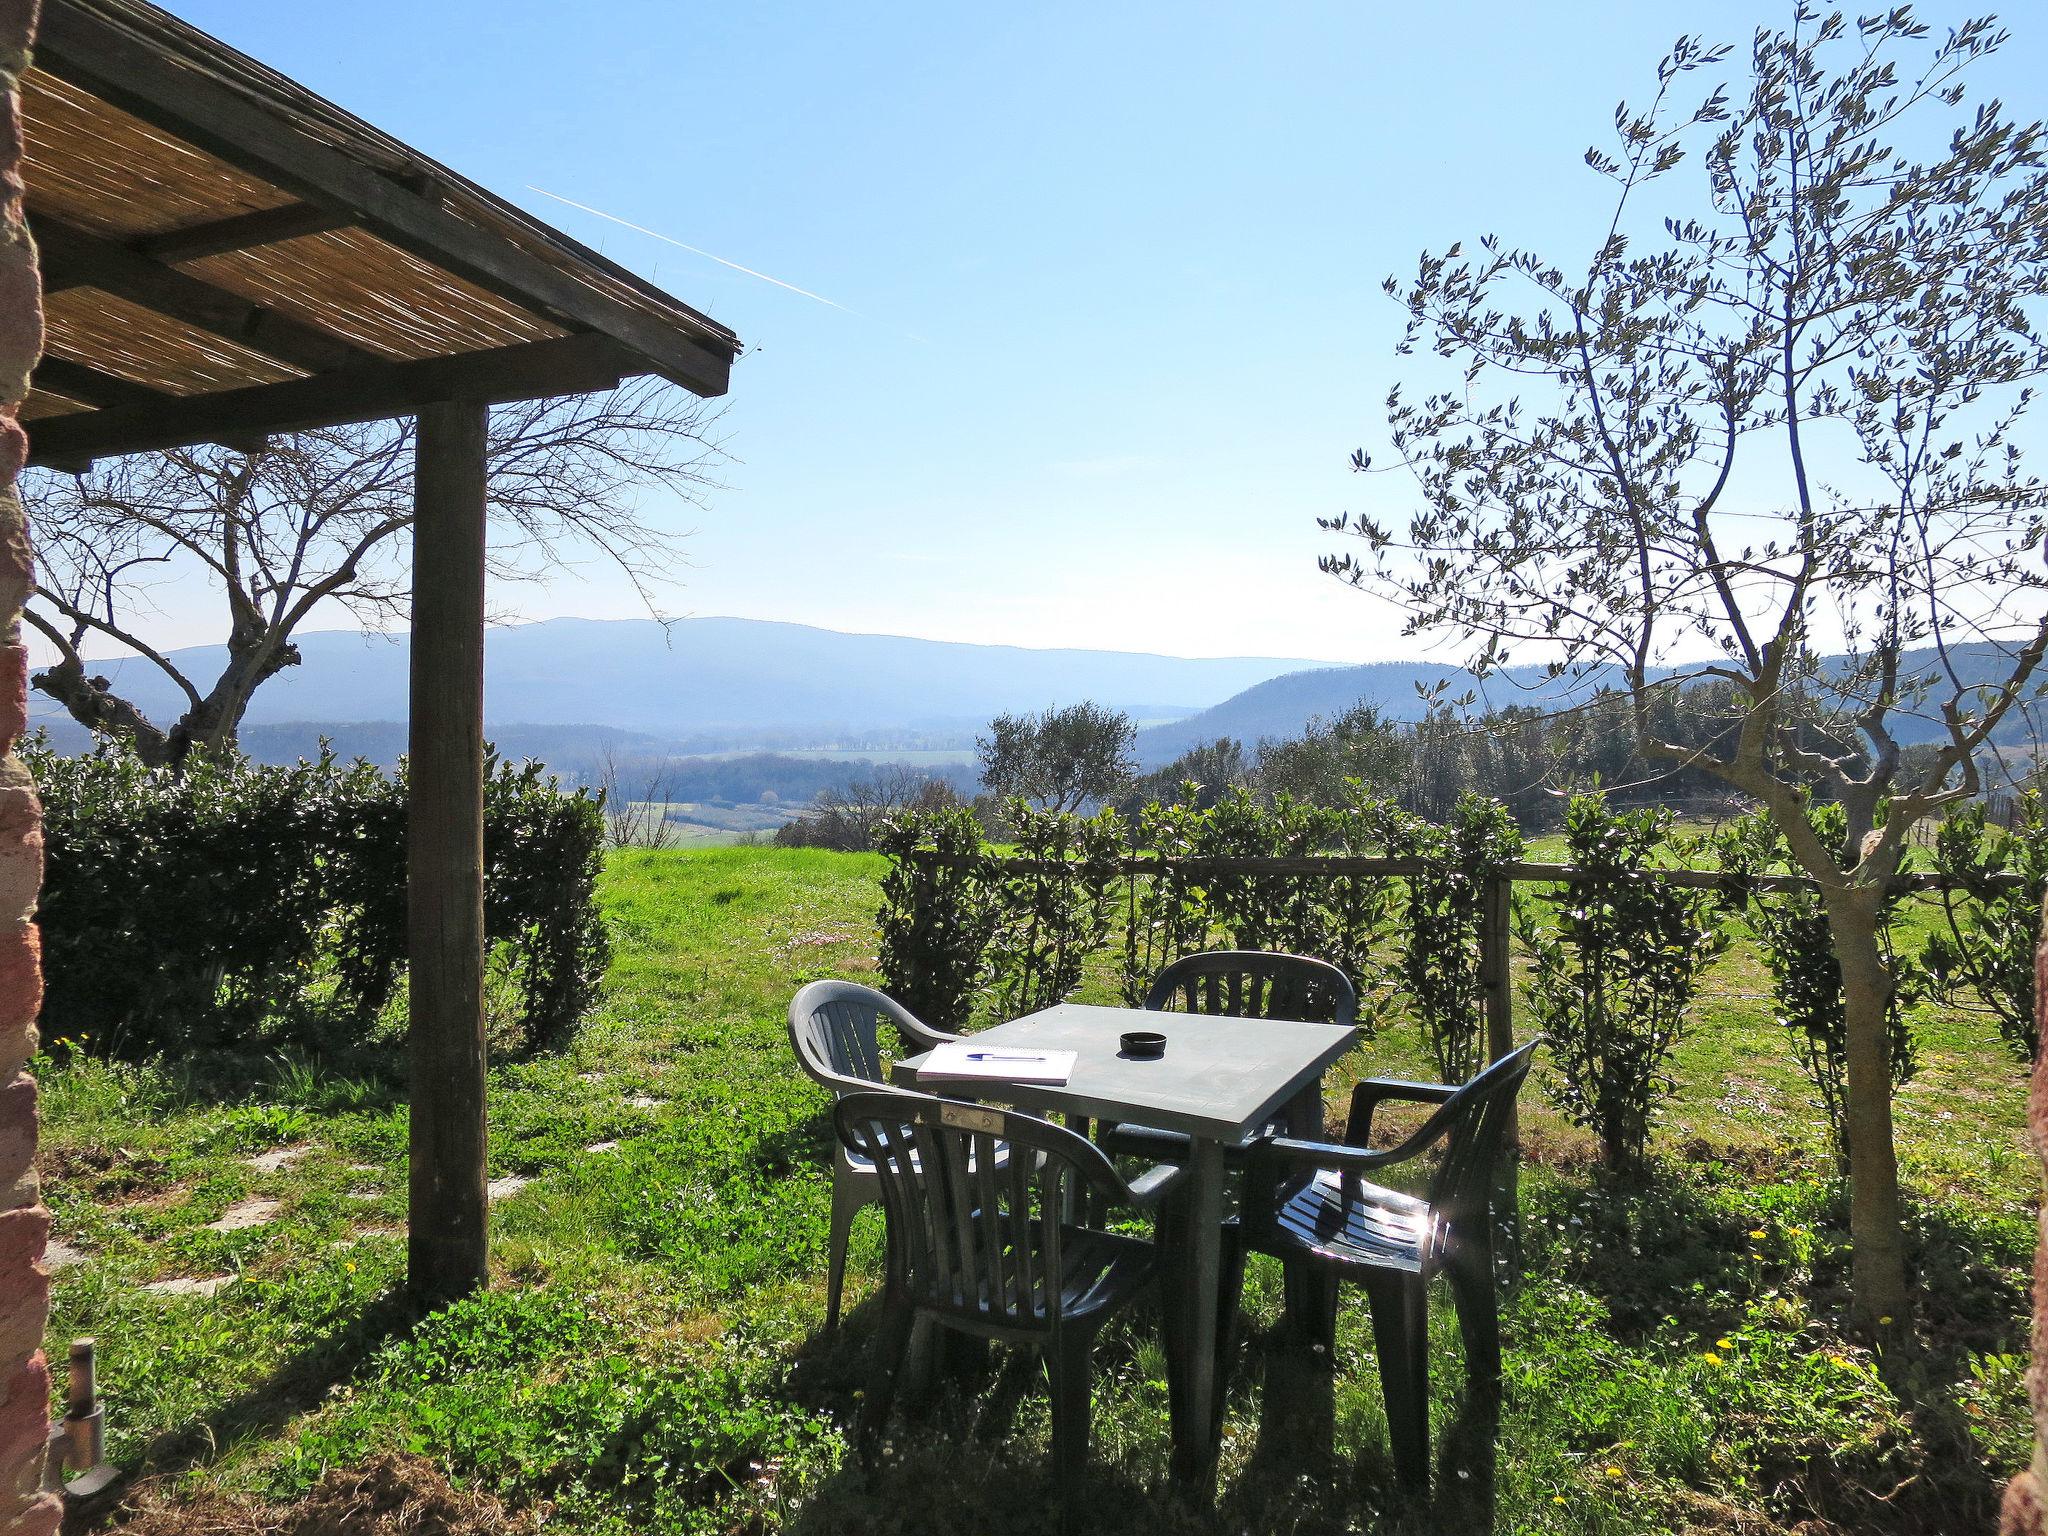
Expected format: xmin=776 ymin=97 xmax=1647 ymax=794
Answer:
xmin=1826 ymin=894 xmax=1911 ymax=1340
xmin=1995 ymin=899 xmax=2048 ymax=1536
xmin=30 ymin=654 xmax=175 ymax=766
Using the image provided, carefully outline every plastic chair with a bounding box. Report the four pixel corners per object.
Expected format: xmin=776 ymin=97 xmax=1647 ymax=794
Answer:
xmin=788 ymin=979 xmax=961 ymax=1328
xmin=1098 ymin=949 xmax=1358 ymax=1161
xmin=1239 ymin=1040 xmax=1539 ymax=1486
xmin=834 ymin=1088 xmax=1181 ymax=1505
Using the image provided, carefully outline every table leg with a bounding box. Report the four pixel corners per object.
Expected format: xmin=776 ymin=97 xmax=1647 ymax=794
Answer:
xmin=1284 ymin=1072 xmax=1326 ymax=1141
xmin=1168 ymin=1136 xmax=1226 ymax=1488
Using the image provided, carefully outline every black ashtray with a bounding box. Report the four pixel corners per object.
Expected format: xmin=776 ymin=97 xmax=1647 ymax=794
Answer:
xmin=1120 ymin=1030 xmax=1167 ymax=1059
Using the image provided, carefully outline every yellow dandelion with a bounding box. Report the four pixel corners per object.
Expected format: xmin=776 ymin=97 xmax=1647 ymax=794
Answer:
xmin=1701 ymin=1351 xmax=1723 ymax=1366
xmin=1553 ymin=1494 xmax=1568 ymax=1505
xmin=345 ymin=1261 xmax=357 ymax=1274
xmin=1715 ymin=1337 xmax=1734 ymax=1349
xmin=1748 ymin=1228 xmax=1767 ymax=1239
xmin=1605 ymin=1465 xmax=1625 ymax=1479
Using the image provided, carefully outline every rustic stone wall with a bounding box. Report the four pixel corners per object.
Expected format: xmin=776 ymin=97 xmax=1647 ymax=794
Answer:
xmin=0 ymin=3 xmax=48 ymax=1535
xmin=2002 ymin=914 xmax=2048 ymax=1535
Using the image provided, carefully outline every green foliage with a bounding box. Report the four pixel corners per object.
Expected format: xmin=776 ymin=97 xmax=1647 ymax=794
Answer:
xmin=28 ymin=738 xmax=609 ymax=1059
xmin=298 ymin=1290 xmax=835 ymax=1533
xmin=1720 ymin=804 xmax=1918 ymax=1170
xmin=1386 ymin=792 xmax=1523 ymax=1081
xmin=986 ymin=800 xmax=1126 ymax=1018
xmin=875 ymin=805 xmax=995 ymax=1030
xmin=1124 ymin=785 xmax=1400 ymax=1016
xmin=1519 ymin=794 xmax=1723 ymax=1172
xmin=1922 ymin=794 xmax=2048 ymax=1061
xmin=975 ymin=700 xmax=1136 ymax=813
xmin=879 ymin=789 xmax=1410 ymax=1030
xmin=1121 ymin=793 xmax=1215 ymax=995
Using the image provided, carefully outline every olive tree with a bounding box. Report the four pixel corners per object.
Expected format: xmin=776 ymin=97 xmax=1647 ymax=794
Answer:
xmin=1323 ymin=11 xmax=2048 ymax=1336
xmin=977 ymin=701 xmax=1136 ymax=813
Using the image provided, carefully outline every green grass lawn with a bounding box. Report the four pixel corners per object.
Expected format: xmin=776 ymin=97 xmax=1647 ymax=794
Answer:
xmin=38 ymin=847 xmax=2036 ymax=1534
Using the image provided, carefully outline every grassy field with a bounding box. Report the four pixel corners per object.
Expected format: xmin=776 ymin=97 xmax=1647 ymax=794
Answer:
xmin=38 ymin=846 xmax=2036 ymax=1534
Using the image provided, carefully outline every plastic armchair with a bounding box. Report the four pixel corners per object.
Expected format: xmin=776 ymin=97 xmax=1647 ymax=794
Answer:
xmin=1239 ymin=1040 xmax=1539 ymax=1486
xmin=787 ymin=979 xmax=959 ymax=1328
xmin=834 ymin=1089 xmax=1181 ymax=1516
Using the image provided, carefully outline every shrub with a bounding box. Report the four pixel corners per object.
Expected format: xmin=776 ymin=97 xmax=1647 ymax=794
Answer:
xmin=1122 ymin=785 xmax=1399 ymax=1021
xmin=1386 ymin=792 xmax=1523 ymax=1081
xmin=1921 ymin=793 xmax=2048 ymax=1061
xmin=29 ymin=739 xmax=609 ymax=1059
xmin=32 ymin=743 xmax=384 ymax=1055
xmin=774 ymin=767 xmax=961 ymax=852
xmin=1518 ymin=793 xmax=1722 ymax=1173
xmin=986 ymin=800 xmax=1125 ymax=1019
xmin=875 ymin=805 xmax=996 ymax=1031
xmin=1719 ymin=803 xmax=1917 ymax=1170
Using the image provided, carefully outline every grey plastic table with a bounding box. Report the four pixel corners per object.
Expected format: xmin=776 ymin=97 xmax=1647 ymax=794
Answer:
xmin=894 ymin=1001 xmax=1358 ymax=1485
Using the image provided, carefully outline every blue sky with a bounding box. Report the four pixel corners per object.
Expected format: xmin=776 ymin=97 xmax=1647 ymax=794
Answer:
xmin=95 ymin=3 xmax=2048 ymax=662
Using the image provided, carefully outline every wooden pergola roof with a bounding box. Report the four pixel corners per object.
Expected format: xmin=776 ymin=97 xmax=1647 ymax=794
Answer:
xmin=21 ymin=0 xmax=738 ymax=470
xmin=20 ymin=0 xmax=744 ymax=1307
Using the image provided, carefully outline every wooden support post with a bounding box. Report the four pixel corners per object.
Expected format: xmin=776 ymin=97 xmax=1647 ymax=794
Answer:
xmin=407 ymin=398 xmax=490 ymax=1309
xmin=1480 ymin=872 xmax=1513 ymax=1064
xmin=1479 ymin=871 xmax=1521 ymax=1275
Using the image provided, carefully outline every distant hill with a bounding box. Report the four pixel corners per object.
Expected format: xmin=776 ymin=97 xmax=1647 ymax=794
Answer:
xmin=1135 ymin=644 xmax=2048 ymax=765
xmin=1134 ymin=660 xmax=1595 ymax=763
xmin=40 ymin=616 xmax=1331 ymax=745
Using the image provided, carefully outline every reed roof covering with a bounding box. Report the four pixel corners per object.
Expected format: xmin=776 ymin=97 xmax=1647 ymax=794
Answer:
xmin=22 ymin=0 xmax=740 ymax=469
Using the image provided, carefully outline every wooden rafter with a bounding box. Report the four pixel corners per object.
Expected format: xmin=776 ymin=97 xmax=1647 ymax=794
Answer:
xmin=133 ymin=201 xmax=351 ymax=261
xmin=25 ymin=331 xmax=638 ymax=468
xmin=33 ymin=212 xmax=378 ymax=372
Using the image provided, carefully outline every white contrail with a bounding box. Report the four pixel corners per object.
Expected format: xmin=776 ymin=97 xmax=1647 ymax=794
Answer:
xmin=527 ymin=185 xmax=855 ymax=313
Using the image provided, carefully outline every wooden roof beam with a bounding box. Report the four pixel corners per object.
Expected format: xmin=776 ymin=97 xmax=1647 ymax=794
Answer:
xmin=33 ymin=212 xmax=378 ymax=374
xmin=34 ymin=5 xmax=734 ymax=398
xmin=31 ymin=354 xmax=268 ymax=453
xmin=132 ymin=201 xmax=352 ymax=262
xmin=31 ymin=354 xmax=161 ymax=408
xmin=25 ymin=331 xmax=642 ymax=469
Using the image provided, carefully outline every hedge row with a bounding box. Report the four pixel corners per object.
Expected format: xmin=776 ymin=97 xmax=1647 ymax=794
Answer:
xmin=28 ymin=740 xmax=609 ymax=1060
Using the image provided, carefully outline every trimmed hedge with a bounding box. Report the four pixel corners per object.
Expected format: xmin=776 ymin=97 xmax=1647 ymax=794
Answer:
xmin=29 ymin=739 xmax=608 ymax=1059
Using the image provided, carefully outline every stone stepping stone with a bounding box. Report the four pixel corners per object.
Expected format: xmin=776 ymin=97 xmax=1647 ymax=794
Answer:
xmin=585 ymin=1140 xmax=620 ymax=1154
xmin=247 ymin=1145 xmax=313 ymax=1173
xmin=44 ymin=1239 xmax=86 ymax=1271
xmin=626 ymin=1095 xmax=660 ymax=1110
xmin=143 ymin=1275 xmax=235 ymax=1297
xmin=486 ymin=1176 xmax=530 ymax=1203
xmin=207 ymin=1199 xmax=281 ymax=1232
xmin=347 ymin=1186 xmax=384 ymax=1201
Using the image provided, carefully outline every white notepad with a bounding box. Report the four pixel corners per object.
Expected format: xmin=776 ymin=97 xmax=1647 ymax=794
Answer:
xmin=916 ymin=1041 xmax=1077 ymax=1086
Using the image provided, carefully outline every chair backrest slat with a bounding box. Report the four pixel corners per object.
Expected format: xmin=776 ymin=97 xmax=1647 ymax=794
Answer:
xmin=1145 ymin=949 xmax=1358 ymax=1028
xmin=789 ymin=980 xmax=926 ymax=1097
xmin=835 ymin=1090 xmax=1127 ymax=1333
